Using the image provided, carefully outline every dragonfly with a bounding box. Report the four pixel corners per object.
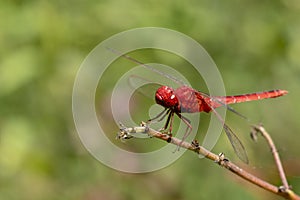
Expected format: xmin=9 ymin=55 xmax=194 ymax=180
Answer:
xmin=108 ymin=47 xmax=288 ymax=163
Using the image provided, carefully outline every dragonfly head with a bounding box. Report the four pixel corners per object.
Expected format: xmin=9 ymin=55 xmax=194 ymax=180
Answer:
xmin=155 ymin=86 xmax=179 ymax=109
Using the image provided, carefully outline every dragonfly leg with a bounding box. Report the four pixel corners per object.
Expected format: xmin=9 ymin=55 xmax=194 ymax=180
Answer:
xmin=159 ymin=109 xmax=171 ymax=123
xmin=174 ymin=112 xmax=192 ymax=150
xmin=164 ymin=111 xmax=174 ymax=136
xmin=156 ymin=109 xmax=172 ymax=132
xmin=147 ymin=108 xmax=174 ymax=133
xmin=147 ymin=108 xmax=168 ymax=124
xmin=179 ymin=114 xmax=192 ymax=142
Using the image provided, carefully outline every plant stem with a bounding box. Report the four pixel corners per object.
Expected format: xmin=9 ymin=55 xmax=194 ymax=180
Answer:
xmin=117 ymin=123 xmax=300 ymax=200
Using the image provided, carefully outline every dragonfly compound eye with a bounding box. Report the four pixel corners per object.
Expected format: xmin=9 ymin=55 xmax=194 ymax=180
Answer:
xmin=155 ymin=86 xmax=178 ymax=108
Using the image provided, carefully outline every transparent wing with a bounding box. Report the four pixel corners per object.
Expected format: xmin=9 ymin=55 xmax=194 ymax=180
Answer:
xmin=223 ymin=124 xmax=249 ymax=164
xmin=205 ymin=99 xmax=249 ymax=164
xmin=128 ymin=74 xmax=161 ymax=100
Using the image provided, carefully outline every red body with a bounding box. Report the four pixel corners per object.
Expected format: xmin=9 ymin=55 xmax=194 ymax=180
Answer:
xmin=155 ymin=85 xmax=288 ymax=113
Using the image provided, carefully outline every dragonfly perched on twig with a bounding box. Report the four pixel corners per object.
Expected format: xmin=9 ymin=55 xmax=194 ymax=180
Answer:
xmin=108 ymin=47 xmax=288 ymax=163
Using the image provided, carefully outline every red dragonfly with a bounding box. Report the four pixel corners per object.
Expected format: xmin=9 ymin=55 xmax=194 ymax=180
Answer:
xmin=108 ymin=48 xmax=288 ymax=163
xmin=152 ymin=85 xmax=287 ymax=163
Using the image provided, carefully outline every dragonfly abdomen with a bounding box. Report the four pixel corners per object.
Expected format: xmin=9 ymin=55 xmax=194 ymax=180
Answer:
xmin=220 ymin=89 xmax=288 ymax=105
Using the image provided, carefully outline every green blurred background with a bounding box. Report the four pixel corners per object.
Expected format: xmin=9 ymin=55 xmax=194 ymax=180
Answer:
xmin=1 ymin=0 xmax=300 ymax=199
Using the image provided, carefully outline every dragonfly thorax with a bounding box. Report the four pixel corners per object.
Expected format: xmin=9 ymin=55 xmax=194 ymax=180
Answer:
xmin=155 ymin=86 xmax=179 ymax=109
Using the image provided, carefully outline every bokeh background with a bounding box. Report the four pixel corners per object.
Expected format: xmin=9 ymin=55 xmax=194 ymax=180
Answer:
xmin=1 ymin=0 xmax=300 ymax=200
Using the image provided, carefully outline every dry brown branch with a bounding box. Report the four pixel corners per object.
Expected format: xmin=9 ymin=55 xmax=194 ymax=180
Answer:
xmin=117 ymin=123 xmax=300 ymax=200
xmin=251 ymin=125 xmax=290 ymax=191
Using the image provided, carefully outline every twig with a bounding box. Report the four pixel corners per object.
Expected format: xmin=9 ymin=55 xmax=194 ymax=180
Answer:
xmin=251 ymin=124 xmax=290 ymax=190
xmin=117 ymin=123 xmax=300 ymax=200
